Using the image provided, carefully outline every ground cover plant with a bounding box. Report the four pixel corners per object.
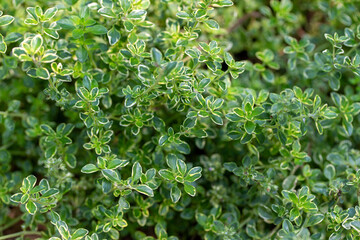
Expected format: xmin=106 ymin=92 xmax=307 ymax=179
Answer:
xmin=2 ymin=0 xmax=360 ymax=239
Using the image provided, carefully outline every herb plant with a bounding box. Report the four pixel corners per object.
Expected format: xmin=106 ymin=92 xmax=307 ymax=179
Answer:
xmin=1 ymin=0 xmax=360 ymax=239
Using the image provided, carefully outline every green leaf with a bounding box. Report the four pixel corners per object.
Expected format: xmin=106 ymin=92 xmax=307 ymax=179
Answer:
xmin=315 ymin=121 xmax=323 ymax=135
xmin=76 ymin=46 xmax=88 ymax=63
xmin=159 ymin=169 xmax=175 ymax=181
xmin=45 ymin=145 xmax=57 ymax=158
xmin=330 ymin=92 xmax=341 ymax=107
xmin=185 ymin=167 xmax=202 ymax=182
xmin=159 ymin=135 xmax=168 ymax=146
xmin=289 ymin=207 xmax=300 ymax=221
xmin=40 ymin=124 xmax=55 ymax=135
xmin=226 ymin=113 xmax=242 ymax=122
xmin=86 ymin=25 xmax=108 ymax=35
xmin=30 ymin=34 xmax=43 ymax=54
xmin=282 ymin=190 xmax=298 ymax=203
xmin=81 ymin=164 xmax=99 ymax=173
xmin=26 ymin=200 xmax=37 ymax=215
xmin=257 ymin=89 xmax=269 ymax=103
xmin=251 ymin=107 xmax=264 ymax=117
xmin=216 ymin=0 xmax=234 ymax=7
xmin=5 ymin=32 xmax=22 ymax=43
xmin=0 ymin=15 xmax=14 ymax=26
xmin=132 ymin=162 xmax=142 ymax=182
xmin=98 ymin=7 xmax=115 ymax=18
xmin=184 ymin=182 xmax=196 ymax=196
xmin=210 ymin=112 xmax=223 ymax=125
xmin=343 ymin=120 xmax=353 ymax=136
xmin=241 ymin=132 xmax=252 ymax=144
xmin=0 ymin=33 xmax=6 ymax=53
xmin=123 ymin=20 xmax=134 ymax=32
xmin=71 ymin=228 xmax=89 ymax=240
xmin=204 ymin=20 xmax=219 ymax=30
xmin=176 ymin=159 xmax=187 ymax=176
xmin=195 ymin=9 xmax=206 ymax=19
xmin=329 ymin=76 xmax=340 ymax=91
xmin=151 ymin=48 xmax=162 ymax=65
xmin=170 ymin=185 xmax=181 ymax=203
xmin=258 ymin=205 xmax=275 ymax=222
xmin=351 ymin=221 xmax=360 ymax=233
xmin=324 ymin=164 xmax=335 ymax=180
xmin=244 ymin=121 xmax=256 ymax=134
xmin=282 ymin=219 xmax=294 ymax=233
xmin=107 ymin=27 xmax=121 ymax=45
xmin=44 ymin=28 xmax=59 ymax=39
xmin=36 ymin=67 xmax=50 ymax=79
xmin=117 ymin=219 xmax=128 ymax=228
xmin=127 ymin=10 xmax=146 ymax=20
xmin=306 ymin=214 xmax=324 ymax=227
xmin=135 ymin=184 xmax=154 ymax=197
xmin=329 ymin=232 xmax=342 ymax=240
xmin=176 ymin=11 xmax=190 ymax=19
xmin=101 ymin=169 xmax=120 ymax=182
xmin=213 ymin=220 xmax=226 ymax=233
xmin=278 ymin=130 xmax=287 ymax=145
xmin=26 ymin=7 xmax=38 ymax=22
xmin=302 ymin=202 xmax=318 ymax=211
xmin=57 ymin=18 xmax=75 ymax=30
xmin=183 ymin=117 xmax=197 ymax=129
xmin=41 ymin=53 xmax=58 ymax=63
xmin=35 ymin=6 xmax=43 ymax=18
xmin=20 ymin=194 xmax=30 ymax=204
xmin=119 ymin=0 xmax=131 ymax=13
xmin=262 ymin=69 xmax=275 ymax=83
xmin=42 ymin=188 xmax=59 ymax=198
xmin=199 ymin=78 xmax=211 ymax=89
xmin=175 ymin=141 xmax=191 ymax=154
xmin=164 ymin=61 xmax=177 ymax=75
xmin=24 ymin=18 xmax=39 ymax=25
xmin=103 ymin=222 xmax=112 ymax=232
xmin=43 ymin=7 xmax=57 ymax=21
xmin=10 ymin=193 xmax=23 ymax=203
xmin=107 ymin=159 xmax=128 ymax=169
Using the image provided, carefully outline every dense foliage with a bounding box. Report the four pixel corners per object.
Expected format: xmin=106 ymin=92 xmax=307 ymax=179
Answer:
xmin=2 ymin=0 xmax=360 ymax=239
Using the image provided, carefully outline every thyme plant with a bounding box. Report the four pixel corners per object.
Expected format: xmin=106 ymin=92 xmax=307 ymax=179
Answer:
xmin=1 ymin=0 xmax=360 ymax=239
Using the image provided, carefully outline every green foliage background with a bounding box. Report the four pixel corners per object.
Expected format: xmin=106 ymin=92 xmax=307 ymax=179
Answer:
xmin=1 ymin=0 xmax=360 ymax=239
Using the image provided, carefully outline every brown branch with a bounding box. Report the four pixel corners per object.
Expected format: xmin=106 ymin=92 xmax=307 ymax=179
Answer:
xmin=227 ymin=11 xmax=261 ymax=33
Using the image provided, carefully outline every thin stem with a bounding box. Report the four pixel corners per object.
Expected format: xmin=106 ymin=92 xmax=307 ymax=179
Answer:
xmin=291 ymin=165 xmax=300 ymax=175
xmin=0 ymin=231 xmax=41 ymax=240
xmin=48 ymin=77 xmax=60 ymax=94
xmin=217 ymin=69 xmax=229 ymax=80
xmin=346 ymin=44 xmax=359 ymax=57
xmin=81 ymin=23 xmax=97 ymax=69
xmin=87 ymin=45 xmax=97 ymax=69
xmin=227 ymin=11 xmax=261 ymax=33
xmin=238 ymin=214 xmax=253 ymax=228
xmin=0 ymin=216 xmax=22 ymax=232
xmin=139 ymin=71 xmax=165 ymax=97
xmin=0 ymin=141 xmax=14 ymax=150
xmin=109 ymin=116 xmax=121 ymax=121
xmin=0 ymin=111 xmax=26 ymax=118
xmin=264 ymin=224 xmax=281 ymax=239
xmin=39 ymin=22 xmax=44 ymax=36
